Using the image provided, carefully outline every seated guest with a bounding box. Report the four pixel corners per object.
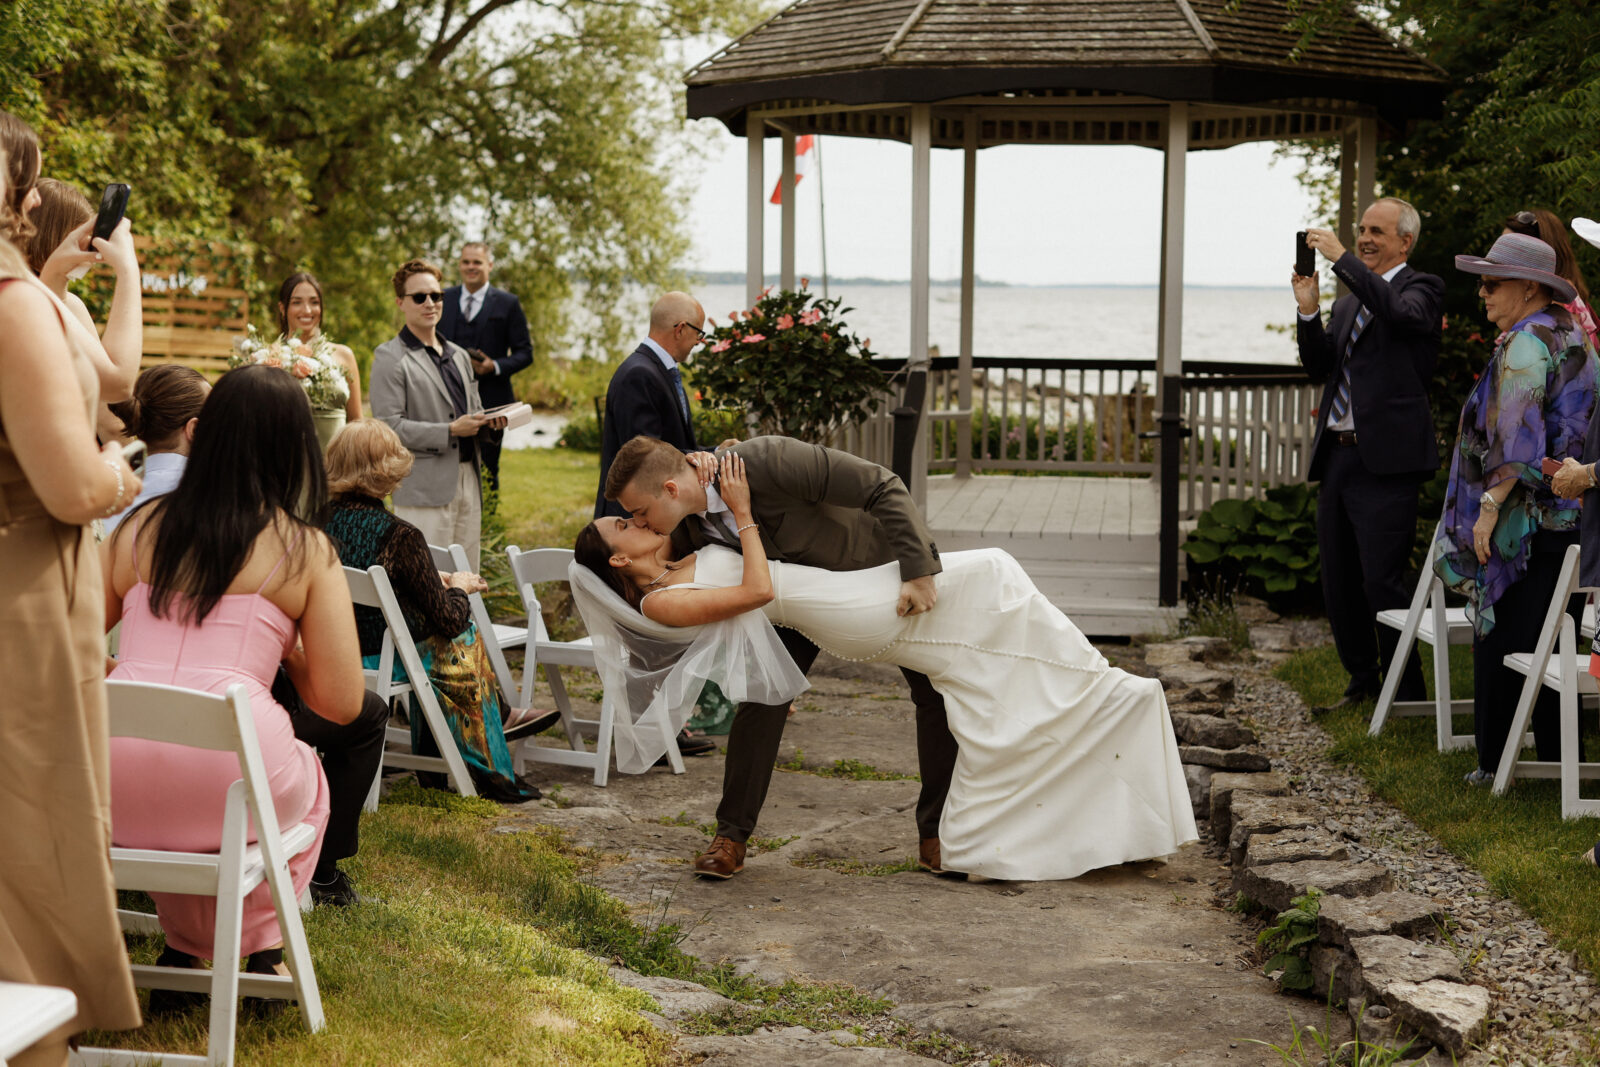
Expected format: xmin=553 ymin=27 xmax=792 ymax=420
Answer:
xmin=1434 ymin=233 xmax=1600 ymax=786
xmin=103 ymin=365 xmax=366 ymax=1011
xmin=1504 ymin=208 xmax=1599 ymax=349
xmin=104 ymin=364 xmax=209 ymax=534
xmin=322 ymin=419 xmax=549 ymax=802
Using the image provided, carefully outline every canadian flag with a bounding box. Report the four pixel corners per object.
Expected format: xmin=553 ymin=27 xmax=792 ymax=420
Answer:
xmin=769 ymin=135 xmax=815 ymax=205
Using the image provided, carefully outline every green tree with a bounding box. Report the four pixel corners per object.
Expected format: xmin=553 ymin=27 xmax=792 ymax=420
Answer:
xmin=21 ymin=0 xmax=763 ymax=389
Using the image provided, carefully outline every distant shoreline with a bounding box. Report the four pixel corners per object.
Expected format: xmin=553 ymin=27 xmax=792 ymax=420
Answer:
xmin=690 ymin=271 xmax=1280 ymax=291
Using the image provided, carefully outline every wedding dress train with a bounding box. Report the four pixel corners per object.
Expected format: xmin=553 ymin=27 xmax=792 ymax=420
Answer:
xmin=690 ymin=545 xmax=1198 ymax=881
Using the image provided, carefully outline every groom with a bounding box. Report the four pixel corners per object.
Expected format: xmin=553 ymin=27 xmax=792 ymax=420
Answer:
xmin=606 ymin=434 xmax=960 ymax=880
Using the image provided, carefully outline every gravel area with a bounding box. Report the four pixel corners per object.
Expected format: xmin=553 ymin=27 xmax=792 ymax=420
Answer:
xmin=1227 ymin=657 xmax=1600 ymax=1066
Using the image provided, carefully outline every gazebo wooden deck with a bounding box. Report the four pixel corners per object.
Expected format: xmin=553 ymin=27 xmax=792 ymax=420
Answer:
xmin=684 ymin=0 xmax=1447 ymax=633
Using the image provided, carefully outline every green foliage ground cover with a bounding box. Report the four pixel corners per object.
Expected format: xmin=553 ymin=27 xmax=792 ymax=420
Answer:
xmin=1274 ymin=643 xmax=1600 ymax=976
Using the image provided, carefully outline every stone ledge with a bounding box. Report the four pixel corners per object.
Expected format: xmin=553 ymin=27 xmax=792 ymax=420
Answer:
xmin=1316 ymin=891 xmax=1446 ymax=950
xmin=1209 ymin=771 xmax=1289 ymax=841
xmin=1233 ymin=859 xmax=1393 ymax=913
xmin=1172 ymin=712 xmax=1258 ymax=749
xmin=1385 ymin=979 xmax=1491 ymax=1056
xmin=1243 ymin=827 xmax=1349 ymax=868
xmin=1180 ymin=745 xmax=1271 ymax=773
xmin=1227 ymin=795 xmax=1323 ymax=865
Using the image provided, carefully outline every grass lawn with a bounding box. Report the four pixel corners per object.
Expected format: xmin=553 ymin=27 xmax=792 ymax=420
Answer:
xmin=91 ymin=783 xmax=683 ymax=1065
xmin=494 ymin=447 xmax=602 ymax=552
xmin=1274 ymin=642 xmax=1600 ymax=975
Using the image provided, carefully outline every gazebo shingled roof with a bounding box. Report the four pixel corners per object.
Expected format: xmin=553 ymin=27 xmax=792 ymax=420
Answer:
xmin=686 ymin=0 xmax=1446 ymax=136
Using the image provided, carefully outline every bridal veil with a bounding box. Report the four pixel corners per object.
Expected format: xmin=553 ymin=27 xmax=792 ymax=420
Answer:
xmin=566 ymin=560 xmax=808 ymax=773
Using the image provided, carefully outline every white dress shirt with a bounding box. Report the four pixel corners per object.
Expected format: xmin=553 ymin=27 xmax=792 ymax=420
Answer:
xmin=1299 ymin=260 xmax=1407 ymax=433
xmin=105 ymin=451 xmax=187 ymax=535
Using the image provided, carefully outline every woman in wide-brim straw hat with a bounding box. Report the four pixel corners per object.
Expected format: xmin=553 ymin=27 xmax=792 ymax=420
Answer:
xmin=1550 ymin=218 xmax=1600 ymax=864
xmin=1434 ymin=231 xmax=1600 ymax=788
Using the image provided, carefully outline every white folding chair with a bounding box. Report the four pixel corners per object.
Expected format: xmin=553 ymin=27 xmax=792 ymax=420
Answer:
xmin=75 ymin=681 xmax=324 ymax=1067
xmin=505 ymin=546 xmax=684 ymax=786
xmin=1493 ymin=543 xmax=1600 ymax=817
xmin=1 ymin=981 xmax=76 ymax=1066
xmin=1369 ymin=566 xmax=1475 ymax=750
xmin=345 ymin=564 xmax=477 ymax=810
xmin=427 ymin=542 xmax=519 ymax=702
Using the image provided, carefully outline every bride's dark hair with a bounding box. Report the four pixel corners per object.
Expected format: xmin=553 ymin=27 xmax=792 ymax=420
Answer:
xmin=574 ymin=523 xmax=646 ymax=611
xmin=137 ymin=364 xmax=327 ymax=625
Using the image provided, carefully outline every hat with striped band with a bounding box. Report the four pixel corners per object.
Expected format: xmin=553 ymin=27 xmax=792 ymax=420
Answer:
xmin=1454 ymin=232 xmax=1576 ymax=303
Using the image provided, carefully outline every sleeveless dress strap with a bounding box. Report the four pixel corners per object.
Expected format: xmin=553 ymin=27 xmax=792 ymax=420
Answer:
xmin=258 ymin=528 xmax=307 ymax=593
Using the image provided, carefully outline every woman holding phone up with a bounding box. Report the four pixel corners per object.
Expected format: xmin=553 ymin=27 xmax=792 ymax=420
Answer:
xmin=0 ymin=108 xmax=143 ymax=1064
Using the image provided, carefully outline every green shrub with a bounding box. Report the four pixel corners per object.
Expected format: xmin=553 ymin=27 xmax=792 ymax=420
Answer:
xmin=557 ymin=410 xmax=602 ymax=451
xmin=1182 ymin=483 xmax=1320 ymax=611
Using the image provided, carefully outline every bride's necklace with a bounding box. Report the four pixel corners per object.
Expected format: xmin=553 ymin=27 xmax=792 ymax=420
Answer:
xmin=647 ymin=565 xmax=672 ymax=587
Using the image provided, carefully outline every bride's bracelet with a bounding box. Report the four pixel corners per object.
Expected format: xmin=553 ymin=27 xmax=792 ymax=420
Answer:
xmin=736 ymin=521 xmax=758 ymax=534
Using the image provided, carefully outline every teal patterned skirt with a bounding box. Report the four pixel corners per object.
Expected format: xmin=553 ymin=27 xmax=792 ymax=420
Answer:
xmin=364 ymin=621 xmax=536 ymax=802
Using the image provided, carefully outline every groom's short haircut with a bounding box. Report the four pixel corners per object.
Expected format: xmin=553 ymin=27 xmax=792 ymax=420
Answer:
xmin=391 ymin=258 xmax=442 ymax=297
xmin=606 ymin=436 xmax=689 ymax=500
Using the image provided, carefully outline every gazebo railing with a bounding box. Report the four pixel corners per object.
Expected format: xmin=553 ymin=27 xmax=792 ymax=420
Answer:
xmin=841 ymin=357 xmax=1317 ymax=509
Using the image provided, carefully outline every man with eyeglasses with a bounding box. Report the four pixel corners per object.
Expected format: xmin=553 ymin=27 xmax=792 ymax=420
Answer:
xmin=594 ymin=291 xmax=708 ymax=519
xmin=370 ymin=258 xmax=506 ymax=569
xmin=1292 ymin=198 xmax=1444 ymax=714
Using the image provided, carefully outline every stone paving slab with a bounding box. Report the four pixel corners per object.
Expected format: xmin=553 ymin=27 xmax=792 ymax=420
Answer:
xmin=507 ymin=653 xmax=1339 ymax=1065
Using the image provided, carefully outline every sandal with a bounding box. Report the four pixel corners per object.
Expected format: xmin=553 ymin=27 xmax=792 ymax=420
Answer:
xmin=243 ymin=947 xmax=288 ymax=1019
xmin=1582 ymin=844 xmax=1600 ymax=867
xmin=146 ymin=945 xmax=205 ymax=1017
xmin=502 ymin=707 xmax=560 ymax=739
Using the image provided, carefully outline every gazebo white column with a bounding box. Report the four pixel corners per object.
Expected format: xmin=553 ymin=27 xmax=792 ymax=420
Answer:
xmin=908 ymin=102 xmax=932 ymax=506
xmin=1155 ymin=102 xmax=1189 ymax=399
xmin=780 ymin=129 xmax=797 ymax=290
xmin=956 ymin=112 xmax=978 ymax=479
xmin=746 ymin=116 xmax=765 ymax=306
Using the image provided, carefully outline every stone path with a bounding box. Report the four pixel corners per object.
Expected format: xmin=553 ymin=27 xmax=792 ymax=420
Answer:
xmin=504 ymin=654 xmax=1323 ymax=1065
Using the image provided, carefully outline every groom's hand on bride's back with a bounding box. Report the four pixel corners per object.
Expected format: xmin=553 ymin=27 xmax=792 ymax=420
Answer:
xmin=897 ymin=575 xmax=938 ymax=617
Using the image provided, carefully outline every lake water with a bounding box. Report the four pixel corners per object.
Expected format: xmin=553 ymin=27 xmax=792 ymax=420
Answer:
xmin=696 ymin=282 xmax=1300 ymax=366
xmin=507 ymin=282 xmax=1300 ymax=449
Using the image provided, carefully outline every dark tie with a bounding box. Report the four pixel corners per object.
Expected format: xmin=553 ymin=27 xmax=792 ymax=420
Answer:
xmin=1327 ymin=305 xmax=1370 ymax=427
xmin=464 ymin=292 xmax=480 ymax=321
xmin=667 ymin=364 xmax=691 ymax=425
xmin=428 ymin=347 xmax=469 ymax=417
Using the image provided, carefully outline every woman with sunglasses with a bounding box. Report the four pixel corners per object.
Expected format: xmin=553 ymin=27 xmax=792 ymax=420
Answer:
xmin=1504 ymin=209 xmax=1598 ymax=349
xmin=1434 ymin=233 xmax=1600 ymax=786
xmin=367 ymin=259 xmax=506 ymax=571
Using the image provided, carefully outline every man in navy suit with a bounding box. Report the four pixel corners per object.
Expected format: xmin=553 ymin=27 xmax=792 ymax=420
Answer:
xmin=1295 ymin=197 xmax=1442 ymax=712
xmin=439 ymin=241 xmax=533 ymax=493
xmin=594 ymin=291 xmax=705 ymax=518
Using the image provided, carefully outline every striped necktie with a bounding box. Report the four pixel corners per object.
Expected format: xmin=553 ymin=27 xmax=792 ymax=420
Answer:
xmin=1327 ymin=305 xmax=1370 ymax=426
xmin=667 ymin=364 xmax=691 ymax=425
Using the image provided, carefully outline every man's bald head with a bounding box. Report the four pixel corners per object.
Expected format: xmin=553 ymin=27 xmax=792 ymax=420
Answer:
xmin=646 ymin=291 xmax=707 ymax=362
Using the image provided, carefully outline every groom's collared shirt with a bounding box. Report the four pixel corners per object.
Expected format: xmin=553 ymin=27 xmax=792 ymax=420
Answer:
xmin=699 ymin=484 xmax=742 ymax=546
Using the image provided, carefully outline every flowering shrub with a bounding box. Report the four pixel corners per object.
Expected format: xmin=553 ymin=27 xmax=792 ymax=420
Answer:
xmin=692 ymin=282 xmax=888 ymax=443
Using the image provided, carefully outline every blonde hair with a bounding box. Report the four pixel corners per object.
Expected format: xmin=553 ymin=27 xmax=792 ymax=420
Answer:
xmin=326 ymin=420 xmax=414 ymax=498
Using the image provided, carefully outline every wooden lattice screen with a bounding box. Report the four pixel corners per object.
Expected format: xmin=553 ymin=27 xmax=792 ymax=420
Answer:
xmin=81 ymin=236 xmax=250 ymax=378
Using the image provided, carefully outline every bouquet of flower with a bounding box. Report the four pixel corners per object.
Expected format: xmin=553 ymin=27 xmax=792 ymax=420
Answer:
xmin=230 ymin=326 xmax=351 ymax=412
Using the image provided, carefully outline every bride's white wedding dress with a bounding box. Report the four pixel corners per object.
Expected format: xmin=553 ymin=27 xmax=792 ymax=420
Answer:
xmin=687 ymin=544 xmax=1199 ymax=881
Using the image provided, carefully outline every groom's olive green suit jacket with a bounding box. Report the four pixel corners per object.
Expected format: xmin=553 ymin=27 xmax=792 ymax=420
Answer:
xmin=668 ymin=436 xmax=941 ymax=581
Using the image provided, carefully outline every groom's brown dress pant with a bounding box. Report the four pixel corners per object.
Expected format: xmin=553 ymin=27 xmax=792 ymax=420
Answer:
xmin=716 ymin=625 xmax=958 ymax=843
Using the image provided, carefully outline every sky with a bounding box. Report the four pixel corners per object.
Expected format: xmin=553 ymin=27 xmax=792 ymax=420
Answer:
xmin=683 ymin=128 xmax=1324 ymax=289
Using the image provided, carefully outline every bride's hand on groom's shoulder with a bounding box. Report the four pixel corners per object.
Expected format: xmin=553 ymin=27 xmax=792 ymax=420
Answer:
xmin=684 ymin=449 xmax=718 ymax=489
xmin=719 ymin=452 xmax=752 ymax=516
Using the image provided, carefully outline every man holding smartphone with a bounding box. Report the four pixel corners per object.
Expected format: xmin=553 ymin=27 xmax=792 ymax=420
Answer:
xmin=1293 ymin=198 xmax=1443 ymax=712
xmin=438 ymin=242 xmax=532 ymax=495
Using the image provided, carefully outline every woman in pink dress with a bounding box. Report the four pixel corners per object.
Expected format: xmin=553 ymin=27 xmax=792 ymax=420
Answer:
xmin=103 ymin=364 xmax=365 ymax=1013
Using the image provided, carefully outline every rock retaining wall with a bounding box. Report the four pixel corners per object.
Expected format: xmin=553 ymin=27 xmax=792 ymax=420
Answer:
xmin=1145 ymin=634 xmax=1492 ymax=1059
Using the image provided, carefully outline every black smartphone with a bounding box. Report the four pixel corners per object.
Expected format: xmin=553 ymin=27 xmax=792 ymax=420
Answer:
xmin=91 ymin=183 xmax=131 ymax=243
xmin=1294 ymin=231 xmax=1315 ymax=277
xmin=121 ymin=438 xmax=147 ymax=477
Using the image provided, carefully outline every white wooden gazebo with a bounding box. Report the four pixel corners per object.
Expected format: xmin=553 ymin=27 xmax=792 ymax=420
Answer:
xmin=685 ymin=0 xmax=1446 ymax=630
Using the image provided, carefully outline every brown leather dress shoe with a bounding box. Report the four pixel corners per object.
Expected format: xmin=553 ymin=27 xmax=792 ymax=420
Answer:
xmin=693 ymin=835 xmax=746 ymax=879
xmin=918 ymin=836 xmax=966 ymax=879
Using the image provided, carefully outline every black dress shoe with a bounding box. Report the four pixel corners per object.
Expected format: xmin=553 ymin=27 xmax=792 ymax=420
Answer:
xmin=676 ymin=730 xmax=717 ymax=757
xmin=310 ymin=868 xmax=364 ymax=907
xmin=1310 ymin=693 xmax=1377 ymax=715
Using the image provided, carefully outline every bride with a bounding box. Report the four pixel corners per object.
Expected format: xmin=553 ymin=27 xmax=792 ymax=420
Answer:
xmin=572 ymin=453 xmax=1198 ymax=882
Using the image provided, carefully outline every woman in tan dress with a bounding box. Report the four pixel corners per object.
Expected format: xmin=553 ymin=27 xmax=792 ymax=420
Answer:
xmin=0 ymin=111 xmax=142 ymax=1066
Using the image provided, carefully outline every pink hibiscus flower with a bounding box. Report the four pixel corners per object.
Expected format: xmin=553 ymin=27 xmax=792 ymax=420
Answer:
xmin=776 ymin=314 xmax=795 ymax=330
xmin=743 ymin=333 xmax=767 ymax=344
xmin=800 ymin=309 xmax=823 ymax=326
xmin=710 ymin=339 xmax=732 ymax=353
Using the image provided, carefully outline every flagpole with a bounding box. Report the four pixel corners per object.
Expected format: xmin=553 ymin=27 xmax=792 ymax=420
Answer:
xmin=816 ymin=136 xmax=830 ymax=300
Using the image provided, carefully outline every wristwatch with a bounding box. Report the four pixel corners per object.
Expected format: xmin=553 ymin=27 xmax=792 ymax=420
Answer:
xmin=1479 ymin=491 xmax=1500 ymax=513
